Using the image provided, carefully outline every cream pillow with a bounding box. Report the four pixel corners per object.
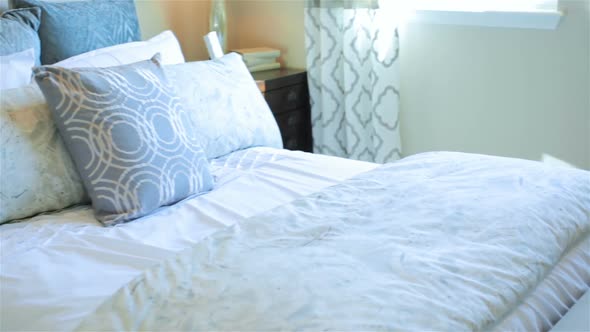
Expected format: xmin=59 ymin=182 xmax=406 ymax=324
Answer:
xmin=54 ymin=30 xmax=185 ymax=68
xmin=164 ymin=53 xmax=283 ymax=159
xmin=0 ymin=48 xmax=35 ymax=90
xmin=0 ymin=84 xmax=87 ymax=223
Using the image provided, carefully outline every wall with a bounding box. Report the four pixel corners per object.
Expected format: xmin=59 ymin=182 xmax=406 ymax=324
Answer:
xmin=226 ymin=0 xmax=306 ymax=68
xmin=399 ymin=0 xmax=590 ymax=169
xmin=225 ymin=0 xmax=590 ymax=169
xmin=136 ymin=0 xmax=211 ymax=61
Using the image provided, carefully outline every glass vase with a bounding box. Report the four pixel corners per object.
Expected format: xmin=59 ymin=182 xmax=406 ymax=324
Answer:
xmin=209 ymin=0 xmax=227 ymax=52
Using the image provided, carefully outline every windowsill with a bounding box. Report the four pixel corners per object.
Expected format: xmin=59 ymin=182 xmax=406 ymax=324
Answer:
xmin=408 ymin=9 xmax=564 ymax=30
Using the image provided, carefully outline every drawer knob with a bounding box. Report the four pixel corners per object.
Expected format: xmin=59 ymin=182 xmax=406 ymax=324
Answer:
xmin=287 ymin=90 xmax=297 ymax=102
xmin=287 ymin=114 xmax=298 ymax=127
xmin=286 ymin=138 xmax=298 ymax=150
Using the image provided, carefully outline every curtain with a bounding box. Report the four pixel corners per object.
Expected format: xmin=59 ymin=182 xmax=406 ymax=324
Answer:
xmin=305 ymin=0 xmax=402 ymax=163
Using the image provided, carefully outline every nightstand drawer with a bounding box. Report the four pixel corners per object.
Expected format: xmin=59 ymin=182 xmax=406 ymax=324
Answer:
xmin=283 ymin=134 xmax=305 ymax=151
xmin=275 ymin=108 xmax=306 ymax=135
xmin=274 ymin=108 xmax=312 ymax=152
xmin=264 ymin=84 xmax=309 ymax=114
xmin=253 ymin=68 xmax=313 ymax=153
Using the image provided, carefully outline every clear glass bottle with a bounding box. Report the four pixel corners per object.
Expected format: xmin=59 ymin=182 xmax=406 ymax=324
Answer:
xmin=209 ymin=0 xmax=227 ymax=52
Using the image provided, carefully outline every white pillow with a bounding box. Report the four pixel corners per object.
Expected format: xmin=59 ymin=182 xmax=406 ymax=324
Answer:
xmin=0 ymin=83 xmax=87 ymax=224
xmin=54 ymin=30 xmax=185 ymax=68
xmin=164 ymin=53 xmax=283 ymax=159
xmin=0 ymin=48 xmax=35 ymax=90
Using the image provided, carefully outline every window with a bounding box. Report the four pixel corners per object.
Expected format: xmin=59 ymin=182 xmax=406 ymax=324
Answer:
xmin=381 ymin=0 xmax=563 ymax=30
xmin=409 ymin=0 xmax=558 ymax=13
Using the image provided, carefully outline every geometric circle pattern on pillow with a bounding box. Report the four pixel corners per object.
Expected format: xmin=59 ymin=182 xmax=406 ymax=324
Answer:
xmin=33 ymin=55 xmax=214 ymax=226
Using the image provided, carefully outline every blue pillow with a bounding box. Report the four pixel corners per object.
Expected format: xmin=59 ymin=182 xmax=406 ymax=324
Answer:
xmin=15 ymin=0 xmax=141 ymax=64
xmin=33 ymin=55 xmax=214 ymax=226
xmin=0 ymin=7 xmax=41 ymax=65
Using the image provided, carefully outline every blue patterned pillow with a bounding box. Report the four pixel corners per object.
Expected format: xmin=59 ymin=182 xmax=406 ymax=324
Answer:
xmin=33 ymin=55 xmax=214 ymax=226
xmin=0 ymin=7 xmax=41 ymax=65
xmin=15 ymin=0 xmax=141 ymax=64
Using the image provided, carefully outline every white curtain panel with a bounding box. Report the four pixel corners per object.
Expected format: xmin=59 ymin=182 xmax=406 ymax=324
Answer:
xmin=305 ymin=0 xmax=402 ymax=163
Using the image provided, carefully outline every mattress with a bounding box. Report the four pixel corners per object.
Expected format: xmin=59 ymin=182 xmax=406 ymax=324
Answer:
xmin=0 ymin=148 xmax=588 ymax=331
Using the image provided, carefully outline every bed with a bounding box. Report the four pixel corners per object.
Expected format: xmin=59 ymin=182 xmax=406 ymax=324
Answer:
xmin=1 ymin=2 xmax=589 ymax=331
xmin=2 ymin=147 xmax=589 ymax=331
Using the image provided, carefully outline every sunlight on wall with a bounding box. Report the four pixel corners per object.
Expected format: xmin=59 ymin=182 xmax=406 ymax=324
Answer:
xmin=541 ymin=154 xmax=578 ymax=169
xmin=401 ymin=0 xmax=558 ymax=12
xmin=372 ymin=6 xmax=400 ymax=63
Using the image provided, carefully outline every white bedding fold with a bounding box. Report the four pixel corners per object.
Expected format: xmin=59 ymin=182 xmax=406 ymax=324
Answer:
xmin=75 ymin=152 xmax=590 ymax=331
xmin=0 ymin=148 xmax=376 ymax=331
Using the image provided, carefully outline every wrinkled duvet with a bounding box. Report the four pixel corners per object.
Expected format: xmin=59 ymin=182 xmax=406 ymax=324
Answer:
xmin=76 ymin=152 xmax=590 ymax=331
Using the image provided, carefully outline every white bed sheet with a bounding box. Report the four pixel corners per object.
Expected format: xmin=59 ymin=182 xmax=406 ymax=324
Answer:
xmin=1 ymin=148 xmax=588 ymax=331
xmin=498 ymin=236 xmax=590 ymax=331
xmin=0 ymin=148 xmax=376 ymax=331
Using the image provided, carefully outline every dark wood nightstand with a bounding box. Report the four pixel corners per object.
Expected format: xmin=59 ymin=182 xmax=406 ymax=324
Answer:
xmin=253 ymin=69 xmax=313 ymax=153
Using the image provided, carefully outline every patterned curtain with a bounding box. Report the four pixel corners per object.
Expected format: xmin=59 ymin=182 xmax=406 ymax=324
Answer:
xmin=305 ymin=0 xmax=402 ymax=163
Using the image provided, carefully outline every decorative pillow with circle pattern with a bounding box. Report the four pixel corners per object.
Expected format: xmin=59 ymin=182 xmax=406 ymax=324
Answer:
xmin=34 ymin=54 xmax=214 ymax=226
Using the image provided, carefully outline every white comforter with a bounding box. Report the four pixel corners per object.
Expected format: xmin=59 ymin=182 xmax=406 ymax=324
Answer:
xmin=75 ymin=152 xmax=590 ymax=331
xmin=0 ymin=148 xmax=376 ymax=331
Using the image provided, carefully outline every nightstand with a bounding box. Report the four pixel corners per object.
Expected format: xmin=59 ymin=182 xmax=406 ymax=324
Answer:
xmin=253 ymin=69 xmax=313 ymax=153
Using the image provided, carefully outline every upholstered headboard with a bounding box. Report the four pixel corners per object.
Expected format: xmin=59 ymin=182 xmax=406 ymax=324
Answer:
xmin=1 ymin=0 xmax=108 ymax=12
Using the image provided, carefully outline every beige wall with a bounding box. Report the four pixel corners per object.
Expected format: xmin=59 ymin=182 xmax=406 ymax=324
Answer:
xmin=136 ymin=0 xmax=307 ymax=66
xmin=223 ymin=0 xmax=590 ymax=169
xmin=136 ymin=0 xmax=211 ymax=61
xmin=226 ymin=0 xmax=306 ymax=68
xmin=399 ymin=0 xmax=590 ymax=170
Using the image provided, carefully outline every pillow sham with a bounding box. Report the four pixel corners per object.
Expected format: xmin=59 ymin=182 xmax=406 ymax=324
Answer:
xmin=14 ymin=0 xmax=141 ymax=64
xmin=164 ymin=53 xmax=283 ymax=159
xmin=0 ymin=84 xmax=87 ymax=224
xmin=34 ymin=55 xmax=214 ymax=226
xmin=55 ymin=30 xmax=185 ymax=68
xmin=0 ymin=48 xmax=35 ymax=90
xmin=0 ymin=7 xmax=41 ymax=65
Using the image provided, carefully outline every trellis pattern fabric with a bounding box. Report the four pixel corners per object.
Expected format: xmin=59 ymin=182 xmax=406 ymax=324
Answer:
xmin=14 ymin=0 xmax=141 ymax=64
xmin=304 ymin=0 xmax=402 ymax=163
xmin=0 ymin=7 xmax=41 ymax=65
xmin=0 ymin=84 xmax=87 ymax=224
xmin=33 ymin=55 xmax=214 ymax=226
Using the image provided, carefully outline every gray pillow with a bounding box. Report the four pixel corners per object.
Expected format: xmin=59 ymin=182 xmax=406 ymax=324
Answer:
xmin=33 ymin=55 xmax=214 ymax=226
xmin=15 ymin=0 xmax=141 ymax=64
xmin=0 ymin=7 xmax=41 ymax=65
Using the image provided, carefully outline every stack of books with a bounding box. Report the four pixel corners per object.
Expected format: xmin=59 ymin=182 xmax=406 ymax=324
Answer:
xmin=232 ymin=47 xmax=281 ymax=73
